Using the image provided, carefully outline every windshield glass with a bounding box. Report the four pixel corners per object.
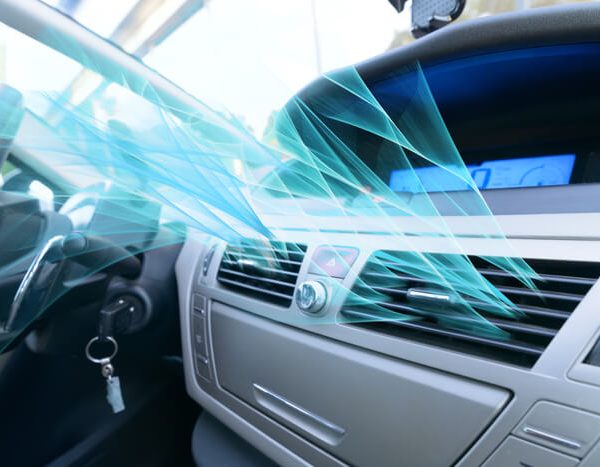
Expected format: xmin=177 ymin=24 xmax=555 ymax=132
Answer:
xmin=143 ymin=0 xmax=400 ymax=137
xmin=36 ymin=0 xmax=588 ymax=140
xmin=143 ymin=0 xmax=578 ymax=138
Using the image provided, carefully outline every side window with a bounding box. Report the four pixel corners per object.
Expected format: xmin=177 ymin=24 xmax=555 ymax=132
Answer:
xmin=1 ymin=161 xmax=55 ymax=211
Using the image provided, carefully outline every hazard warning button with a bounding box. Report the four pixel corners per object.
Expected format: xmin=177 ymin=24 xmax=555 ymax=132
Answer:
xmin=308 ymin=246 xmax=359 ymax=279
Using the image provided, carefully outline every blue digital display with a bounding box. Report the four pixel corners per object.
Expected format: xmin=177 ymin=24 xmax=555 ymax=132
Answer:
xmin=389 ymin=154 xmax=576 ymax=193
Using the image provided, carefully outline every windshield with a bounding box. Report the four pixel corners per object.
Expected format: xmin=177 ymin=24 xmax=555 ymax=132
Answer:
xmin=143 ymin=0 xmax=400 ymax=137
xmin=38 ymin=0 xmax=583 ymax=140
xmin=0 ymin=0 xmax=592 ymax=201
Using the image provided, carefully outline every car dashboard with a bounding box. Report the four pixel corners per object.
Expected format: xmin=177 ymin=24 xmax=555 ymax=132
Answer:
xmin=177 ymin=209 xmax=600 ymax=466
xmin=175 ymin=6 xmax=600 ymax=467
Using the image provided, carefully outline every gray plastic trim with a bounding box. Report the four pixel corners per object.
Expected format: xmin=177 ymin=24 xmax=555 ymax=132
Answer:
xmin=482 ymin=436 xmax=579 ymax=467
xmin=176 ymin=237 xmax=313 ymax=467
xmin=513 ymin=401 xmax=600 ymax=458
xmin=210 ymin=302 xmax=509 ymax=466
xmin=180 ymin=230 xmax=600 ymax=466
xmin=429 ymin=184 xmax=600 ymax=216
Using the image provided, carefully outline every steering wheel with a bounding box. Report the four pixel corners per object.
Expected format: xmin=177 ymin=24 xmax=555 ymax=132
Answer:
xmin=0 ymin=183 xmax=143 ymax=353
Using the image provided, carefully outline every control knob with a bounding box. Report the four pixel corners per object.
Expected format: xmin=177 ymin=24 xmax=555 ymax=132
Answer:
xmin=295 ymin=280 xmax=327 ymax=313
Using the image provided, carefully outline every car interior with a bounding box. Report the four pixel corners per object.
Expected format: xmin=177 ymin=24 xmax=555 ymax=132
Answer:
xmin=2 ymin=0 xmax=600 ymax=466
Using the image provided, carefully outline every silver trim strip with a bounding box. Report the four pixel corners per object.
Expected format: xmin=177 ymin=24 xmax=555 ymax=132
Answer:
xmin=407 ymin=288 xmax=453 ymax=304
xmin=522 ymin=426 xmax=582 ymax=450
xmin=253 ymin=383 xmax=345 ymax=444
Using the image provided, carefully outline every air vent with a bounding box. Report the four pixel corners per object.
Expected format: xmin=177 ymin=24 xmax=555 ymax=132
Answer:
xmin=341 ymin=252 xmax=600 ymax=367
xmin=217 ymin=241 xmax=307 ymax=307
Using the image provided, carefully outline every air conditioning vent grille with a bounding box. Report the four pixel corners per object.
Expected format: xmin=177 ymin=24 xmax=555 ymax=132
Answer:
xmin=341 ymin=252 xmax=600 ymax=367
xmin=217 ymin=241 xmax=307 ymax=307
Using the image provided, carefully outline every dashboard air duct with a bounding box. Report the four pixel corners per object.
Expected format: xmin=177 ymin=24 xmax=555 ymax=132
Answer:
xmin=217 ymin=241 xmax=307 ymax=307
xmin=341 ymin=252 xmax=600 ymax=367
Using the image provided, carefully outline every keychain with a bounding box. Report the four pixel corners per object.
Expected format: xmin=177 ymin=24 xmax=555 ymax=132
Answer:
xmin=85 ymin=336 xmax=125 ymax=414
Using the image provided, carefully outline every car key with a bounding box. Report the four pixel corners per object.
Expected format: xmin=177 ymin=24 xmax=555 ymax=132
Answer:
xmin=100 ymin=354 xmax=125 ymax=414
xmin=87 ymin=298 xmax=132 ymax=413
xmin=85 ymin=336 xmax=125 ymax=414
xmin=98 ymin=298 xmax=133 ymax=341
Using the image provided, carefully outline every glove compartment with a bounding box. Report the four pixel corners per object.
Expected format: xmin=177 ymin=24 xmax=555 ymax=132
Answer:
xmin=210 ymin=303 xmax=510 ymax=467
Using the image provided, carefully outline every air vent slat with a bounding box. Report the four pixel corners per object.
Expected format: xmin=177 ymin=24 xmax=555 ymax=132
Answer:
xmin=219 ymin=261 xmax=299 ymax=279
xmin=217 ymin=278 xmax=295 ymax=301
xmin=485 ymin=319 xmax=557 ymax=338
xmin=217 ymin=241 xmax=307 ymax=307
xmin=342 ymin=308 xmax=545 ymax=357
xmin=354 ymin=286 xmax=574 ymax=322
xmin=477 ymin=268 xmax=597 ymax=286
xmin=228 ymin=244 xmax=306 ymax=260
xmin=514 ymin=305 xmax=570 ymax=321
xmin=342 ymin=252 xmax=600 ymax=367
xmin=349 ymin=301 xmax=558 ymax=338
xmin=494 ymin=285 xmax=584 ymax=303
xmin=362 ymin=271 xmax=430 ymax=283
xmin=223 ymin=251 xmax=303 ymax=267
xmin=218 ymin=269 xmax=297 ymax=289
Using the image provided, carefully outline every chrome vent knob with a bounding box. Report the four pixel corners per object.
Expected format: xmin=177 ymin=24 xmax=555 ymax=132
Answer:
xmin=295 ymin=280 xmax=327 ymax=313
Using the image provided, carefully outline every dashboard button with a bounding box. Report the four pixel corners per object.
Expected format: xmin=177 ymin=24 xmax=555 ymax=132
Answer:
xmin=309 ymin=246 xmax=359 ymax=278
xmin=195 ymin=354 xmax=211 ymax=381
xmin=192 ymin=314 xmax=208 ymax=357
xmin=192 ymin=294 xmax=206 ymax=315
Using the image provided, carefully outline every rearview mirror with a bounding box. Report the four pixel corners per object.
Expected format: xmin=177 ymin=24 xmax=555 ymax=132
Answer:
xmin=388 ymin=0 xmax=466 ymax=38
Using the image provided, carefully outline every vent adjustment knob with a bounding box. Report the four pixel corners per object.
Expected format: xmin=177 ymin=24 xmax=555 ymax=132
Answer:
xmin=296 ymin=280 xmax=327 ymax=313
